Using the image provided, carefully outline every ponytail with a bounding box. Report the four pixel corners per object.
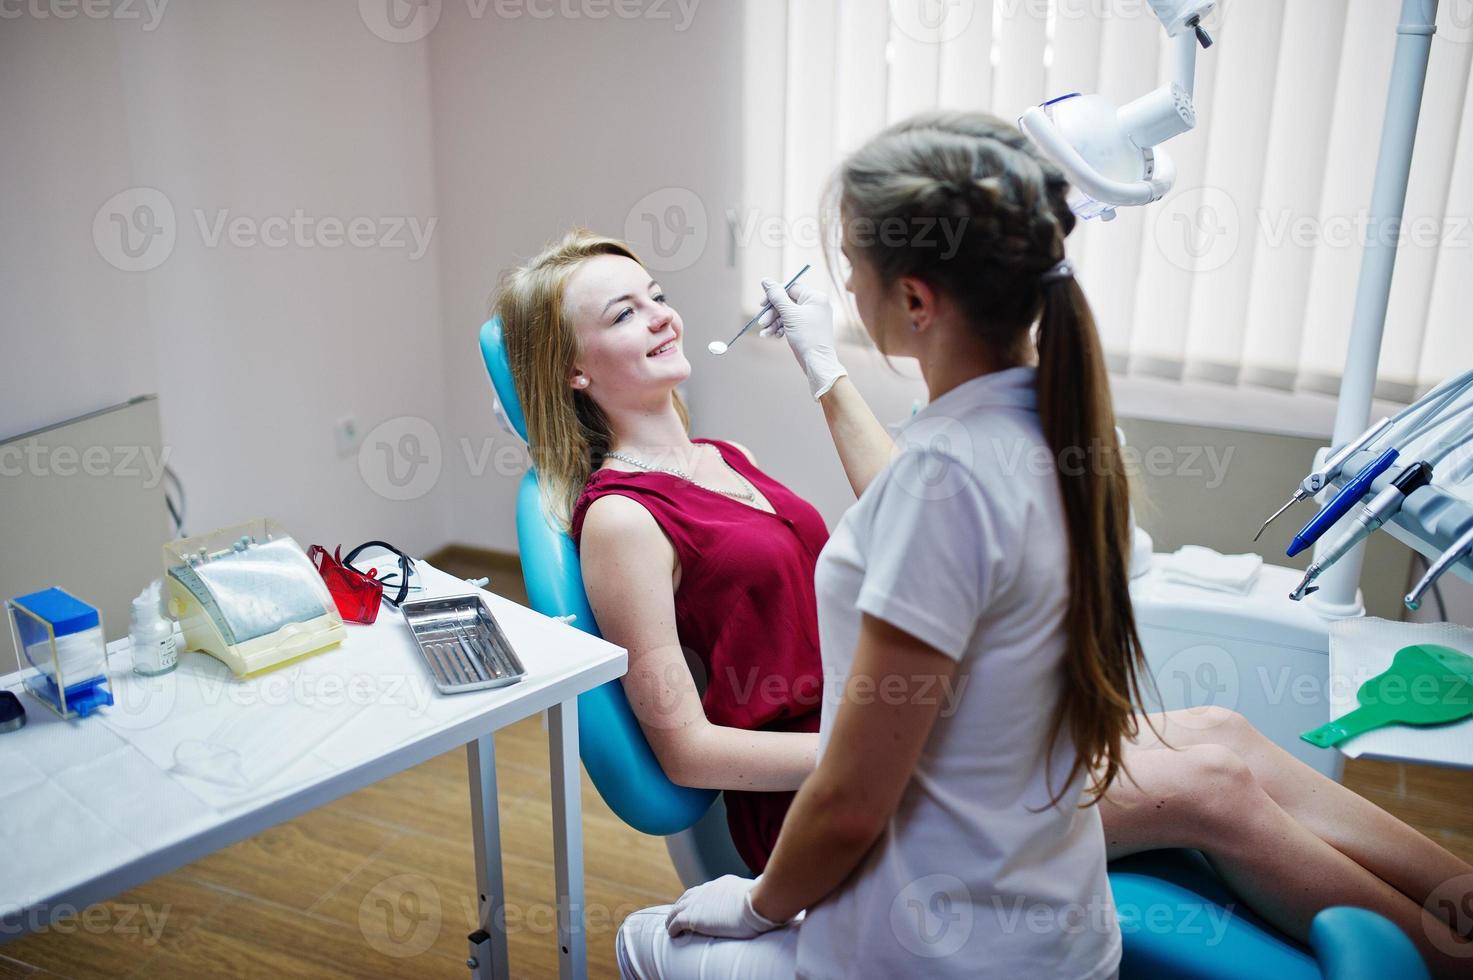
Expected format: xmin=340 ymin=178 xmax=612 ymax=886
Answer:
xmin=1036 ymin=276 xmax=1150 ymax=806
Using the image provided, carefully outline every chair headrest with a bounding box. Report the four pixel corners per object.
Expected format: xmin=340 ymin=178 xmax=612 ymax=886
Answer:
xmin=478 ymin=315 xmax=529 ymax=443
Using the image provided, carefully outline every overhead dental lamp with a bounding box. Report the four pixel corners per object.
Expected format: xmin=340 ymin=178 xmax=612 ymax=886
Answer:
xmin=1018 ymin=0 xmax=1216 ymax=220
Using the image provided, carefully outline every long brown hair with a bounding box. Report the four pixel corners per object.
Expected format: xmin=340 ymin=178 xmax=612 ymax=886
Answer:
xmin=833 ymin=111 xmax=1150 ymax=805
xmin=493 ymin=229 xmax=689 ymax=527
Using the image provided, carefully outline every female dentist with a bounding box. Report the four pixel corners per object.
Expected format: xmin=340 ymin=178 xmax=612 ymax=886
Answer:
xmin=615 ymin=110 xmax=1147 ymax=979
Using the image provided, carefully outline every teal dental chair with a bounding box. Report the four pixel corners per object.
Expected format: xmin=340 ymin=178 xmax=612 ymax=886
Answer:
xmin=478 ymin=316 xmax=1431 ymax=980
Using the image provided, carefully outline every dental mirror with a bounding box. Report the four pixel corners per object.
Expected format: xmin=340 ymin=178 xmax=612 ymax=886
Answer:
xmin=708 ymin=264 xmax=810 ymax=356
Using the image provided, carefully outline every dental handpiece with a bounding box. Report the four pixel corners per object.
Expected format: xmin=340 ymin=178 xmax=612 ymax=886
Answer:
xmin=1285 ymin=447 xmax=1400 ymax=558
xmin=708 ymin=264 xmax=811 ymax=356
xmin=1289 ymin=461 xmax=1434 ymax=601
xmin=1254 ymin=416 xmax=1394 ymax=542
xmin=1406 ymin=523 xmax=1473 ymax=612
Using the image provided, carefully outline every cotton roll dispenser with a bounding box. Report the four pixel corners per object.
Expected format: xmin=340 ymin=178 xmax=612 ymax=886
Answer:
xmin=5 ymin=587 xmax=113 ymax=719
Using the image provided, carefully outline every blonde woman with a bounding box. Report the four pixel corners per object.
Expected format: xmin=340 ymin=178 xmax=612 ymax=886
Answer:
xmin=498 ymin=234 xmax=828 ymax=875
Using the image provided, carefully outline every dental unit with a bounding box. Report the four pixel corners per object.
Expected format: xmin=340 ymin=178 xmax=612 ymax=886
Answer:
xmin=1283 ymin=386 xmax=1473 ymax=601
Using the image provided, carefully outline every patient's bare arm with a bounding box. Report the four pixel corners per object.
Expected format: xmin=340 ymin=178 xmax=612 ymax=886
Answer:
xmin=579 ymin=493 xmax=818 ymax=792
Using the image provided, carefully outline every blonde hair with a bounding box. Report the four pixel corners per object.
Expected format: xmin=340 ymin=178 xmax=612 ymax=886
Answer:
xmin=493 ymin=229 xmax=689 ymax=527
xmin=831 ymin=111 xmax=1151 ymax=806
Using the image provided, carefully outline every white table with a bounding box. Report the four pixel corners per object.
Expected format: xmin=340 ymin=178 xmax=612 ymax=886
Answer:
xmin=0 ymin=561 xmax=626 ymax=979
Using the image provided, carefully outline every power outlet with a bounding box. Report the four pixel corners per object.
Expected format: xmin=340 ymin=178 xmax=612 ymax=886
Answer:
xmin=333 ymin=416 xmax=361 ymax=459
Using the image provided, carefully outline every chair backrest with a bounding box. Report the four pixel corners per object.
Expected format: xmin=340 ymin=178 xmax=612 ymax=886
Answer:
xmin=479 ymin=316 xmax=717 ymax=836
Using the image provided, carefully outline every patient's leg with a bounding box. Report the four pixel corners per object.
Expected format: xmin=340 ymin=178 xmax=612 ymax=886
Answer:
xmin=1135 ymin=707 xmax=1473 ymax=919
xmin=1103 ymin=715 xmax=1472 ymax=978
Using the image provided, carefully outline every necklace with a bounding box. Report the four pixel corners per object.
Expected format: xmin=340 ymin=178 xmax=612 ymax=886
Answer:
xmin=603 ymin=446 xmax=759 ymax=502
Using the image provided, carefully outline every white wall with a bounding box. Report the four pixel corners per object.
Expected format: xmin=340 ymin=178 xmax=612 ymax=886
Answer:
xmin=426 ymin=0 xmax=747 ymax=550
xmin=2 ymin=16 xmax=157 ymax=435
xmin=422 ymin=0 xmax=942 ymax=540
xmin=1 ymin=3 xmax=452 ymax=557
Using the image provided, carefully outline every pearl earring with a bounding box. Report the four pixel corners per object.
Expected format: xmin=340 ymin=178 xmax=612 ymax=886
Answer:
xmin=574 ymin=377 xmax=589 ymax=388
xmin=910 ymin=321 xmax=920 ymax=332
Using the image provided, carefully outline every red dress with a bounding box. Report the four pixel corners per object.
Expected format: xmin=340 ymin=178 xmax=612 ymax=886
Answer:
xmin=570 ymin=438 xmax=829 ymax=872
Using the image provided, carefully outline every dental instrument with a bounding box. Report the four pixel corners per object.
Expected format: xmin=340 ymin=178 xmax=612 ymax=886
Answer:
xmin=707 ymin=264 xmax=810 ymax=356
xmin=1285 ymin=447 xmax=1400 ymax=558
xmin=1405 ymin=523 xmax=1473 ymax=611
xmin=1286 ymin=395 xmax=1473 ymax=601
xmin=1289 ymin=461 xmax=1433 ymax=601
xmin=164 ymin=518 xmax=346 ymax=676
xmin=1254 ymin=376 xmax=1473 ymax=544
xmin=1254 ymin=418 xmax=1395 ymax=542
xmin=1300 ymin=643 xmax=1473 ymax=748
xmin=400 ymin=593 xmax=526 ymax=694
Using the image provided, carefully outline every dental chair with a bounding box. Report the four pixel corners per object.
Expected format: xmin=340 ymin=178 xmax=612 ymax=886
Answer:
xmin=478 ymin=316 xmax=1431 ymax=980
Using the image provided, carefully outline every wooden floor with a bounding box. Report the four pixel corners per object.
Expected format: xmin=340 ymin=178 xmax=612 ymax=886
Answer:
xmin=3 ymin=546 xmax=1470 ymax=979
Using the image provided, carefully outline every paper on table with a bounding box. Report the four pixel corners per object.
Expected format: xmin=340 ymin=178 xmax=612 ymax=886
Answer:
xmin=96 ymin=642 xmax=374 ymax=811
xmin=1328 ymin=616 xmax=1473 ymax=768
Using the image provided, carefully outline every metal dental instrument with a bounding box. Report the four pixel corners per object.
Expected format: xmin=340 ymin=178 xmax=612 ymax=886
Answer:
xmin=707 ymin=264 xmax=811 ymax=356
xmin=453 ymin=622 xmax=488 ymax=681
xmin=400 ymin=594 xmax=526 ymax=694
xmin=1290 ymin=461 xmax=1433 ymax=601
xmin=1285 ymin=447 xmax=1400 ymax=558
xmin=1406 ymin=523 xmax=1473 ymax=611
xmin=1254 ymin=417 xmax=1394 ymax=541
xmin=1254 ymin=370 xmax=1473 ymax=543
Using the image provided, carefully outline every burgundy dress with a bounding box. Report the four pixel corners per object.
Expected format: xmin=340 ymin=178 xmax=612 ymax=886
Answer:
xmin=570 ymin=438 xmax=829 ymax=872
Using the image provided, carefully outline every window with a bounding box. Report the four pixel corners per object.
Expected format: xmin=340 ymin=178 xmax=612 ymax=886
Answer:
xmin=740 ymin=0 xmax=1473 ymax=402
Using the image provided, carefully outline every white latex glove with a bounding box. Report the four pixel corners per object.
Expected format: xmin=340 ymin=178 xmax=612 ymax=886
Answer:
xmin=664 ymin=874 xmax=786 ymax=939
xmin=757 ymin=278 xmax=848 ymax=401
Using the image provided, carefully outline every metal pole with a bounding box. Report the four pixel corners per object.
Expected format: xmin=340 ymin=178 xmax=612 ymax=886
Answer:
xmin=1310 ymin=0 xmax=1438 ymax=617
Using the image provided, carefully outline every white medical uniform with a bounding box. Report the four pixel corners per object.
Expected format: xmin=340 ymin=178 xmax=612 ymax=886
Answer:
xmin=617 ymin=366 xmax=1121 ymax=980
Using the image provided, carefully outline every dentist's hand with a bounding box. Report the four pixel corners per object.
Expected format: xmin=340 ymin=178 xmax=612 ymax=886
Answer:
xmin=759 ymin=278 xmax=848 ymax=401
xmin=665 ymin=874 xmax=786 ymax=940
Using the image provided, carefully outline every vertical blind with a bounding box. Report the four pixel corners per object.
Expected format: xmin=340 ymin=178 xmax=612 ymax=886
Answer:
xmin=740 ymin=0 xmax=1473 ymax=402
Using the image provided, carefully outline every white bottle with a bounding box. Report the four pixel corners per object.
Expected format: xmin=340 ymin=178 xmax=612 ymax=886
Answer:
xmin=130 ymin=580 xmax=178 ymax=676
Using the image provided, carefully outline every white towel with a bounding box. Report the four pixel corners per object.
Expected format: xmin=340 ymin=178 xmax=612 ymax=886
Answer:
xmin=1156 ymin=544 xmax=1263 ymax=594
